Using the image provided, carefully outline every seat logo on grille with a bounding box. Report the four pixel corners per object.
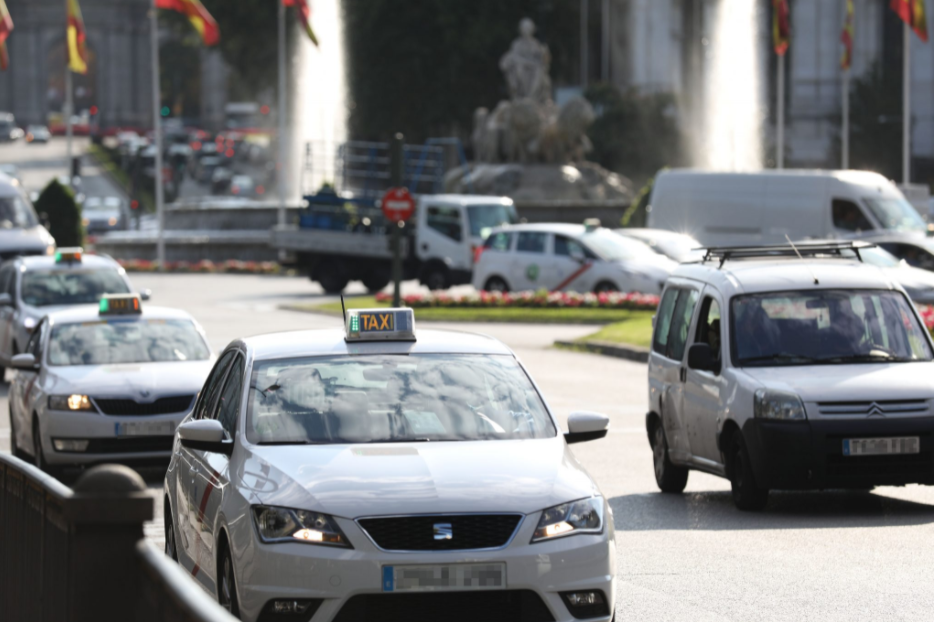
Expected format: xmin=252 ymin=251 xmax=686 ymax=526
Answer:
xmin=433 ymin=523 xmax=453 ymax=541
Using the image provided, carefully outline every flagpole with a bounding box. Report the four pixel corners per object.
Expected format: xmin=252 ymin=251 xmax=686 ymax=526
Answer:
xmin=277 ymin=0 xmax=287 ymax=237
xmin=841 ymin=68 xmax=849 ymax=170
xmin=776 ymin=53 xmax=785 ymax=169
xmin=150 ymin=0 xmax=165 ymax=269
xmin=65 ymin=0 xmax=73 ymax=171
xmin=901 ymin=20 xmax=910 ymax=185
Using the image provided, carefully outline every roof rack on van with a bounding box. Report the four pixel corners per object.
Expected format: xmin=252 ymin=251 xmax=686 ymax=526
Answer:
xmin=701 ymin=240 xmax=875 ymax=269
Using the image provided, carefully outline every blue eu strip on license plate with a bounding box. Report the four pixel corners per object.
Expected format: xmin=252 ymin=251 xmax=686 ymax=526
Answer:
xmin=383 ymin=566 xmax=394 ymax=592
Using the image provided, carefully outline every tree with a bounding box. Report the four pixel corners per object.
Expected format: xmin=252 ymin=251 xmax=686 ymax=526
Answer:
xmin=344 ymin=0 xmax=579 ymax=142
xmin=35 ymin=179 xmax=83 ymax=247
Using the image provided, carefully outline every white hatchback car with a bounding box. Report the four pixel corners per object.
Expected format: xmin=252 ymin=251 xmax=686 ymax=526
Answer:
xmin=646 ymin=242 xmax=934 ymax=511
xmin=164 ymin=308 xmax=616 ymax=622
xmin=473 ymin=223 xmax=675 ymax=294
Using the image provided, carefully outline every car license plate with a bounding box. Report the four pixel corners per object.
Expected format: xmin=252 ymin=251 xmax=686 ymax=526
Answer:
xmin=115 ymin=421 xmax=175 ymax=437
xmin=842 ymin=437 xmax=919 ymax=456
xmin=382 ymin=563 xmax=506 ymax=593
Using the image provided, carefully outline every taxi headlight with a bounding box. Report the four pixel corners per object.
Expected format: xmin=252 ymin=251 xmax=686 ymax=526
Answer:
xmin=531 ymin=496 xmax=604 ymax=543
xmin=49 ymin=395 xmax=94 ymax=411
xmin=754 ymin=389 xmax=806 ymax=421
xmin=252 ymin=505 xmax=352 ymax=548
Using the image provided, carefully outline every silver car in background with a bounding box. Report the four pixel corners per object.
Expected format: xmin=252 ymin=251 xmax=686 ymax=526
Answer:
xmin=0 ymin=172 xmax=56 ymax=261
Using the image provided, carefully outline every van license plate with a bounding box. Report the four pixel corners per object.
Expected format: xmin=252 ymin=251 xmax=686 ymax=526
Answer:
xmin=842 ymin=437 xmax=919 ymax=456
xmin=382 ymin=563 xmax=505 ymax=593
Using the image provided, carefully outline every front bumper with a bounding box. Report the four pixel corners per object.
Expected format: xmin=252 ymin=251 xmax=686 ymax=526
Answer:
xmin=742 ymin=417 xmax=934 ymax=490
xmin=235 ymin=515 xmax=616 ymax=622
xmin=39 ymin=409 xmax=184 ymax=466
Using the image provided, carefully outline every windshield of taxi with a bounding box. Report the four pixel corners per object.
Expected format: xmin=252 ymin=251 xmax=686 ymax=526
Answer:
xmin=731 ymin=289 xmax=933 ymax=366
xmin=21 ymin=269 xmax=130 ymax=307
xmin=246 ymin=354 xmax=556 ymax=444
xmin=48 ymin=319 xmax=211 ymax=366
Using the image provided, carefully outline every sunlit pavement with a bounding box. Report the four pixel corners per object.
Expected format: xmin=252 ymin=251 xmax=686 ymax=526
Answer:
xmin=0 ymin=144 xmax=932 ymax=621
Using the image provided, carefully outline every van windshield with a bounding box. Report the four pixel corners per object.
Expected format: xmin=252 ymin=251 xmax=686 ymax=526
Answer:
xmin=863 ymin=197 xmax=926 ymax=233
xmin=731 ymin=290 xmax=933 ymax=366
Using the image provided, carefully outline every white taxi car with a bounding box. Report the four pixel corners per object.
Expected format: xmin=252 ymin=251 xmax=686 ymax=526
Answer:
xmin=0 ymin=248 xmax=143 ymax=377
xmin=472 ymin=222 xmax=675 ymax=294
xmin=7 ymin=294 xmax=213 ymax=473
xmin=163 ymin=308 xmax=615 ymax=622
xmin=647 ymin=241 xmax=934 ymax=511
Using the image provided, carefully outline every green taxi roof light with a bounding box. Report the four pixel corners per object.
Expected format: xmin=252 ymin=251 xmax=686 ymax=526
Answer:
xmin=55 ymin=247 xmax=84 ymax=264
xmin=345 ymin=308 xmax=415 ymax=342
xmin=99 ymin=293 xmax=142 ymax=316
xmin=99 ymin=298 xmax=109 ymax=313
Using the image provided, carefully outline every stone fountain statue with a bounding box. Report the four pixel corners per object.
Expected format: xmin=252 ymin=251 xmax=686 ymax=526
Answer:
xmin=446 ymin=18 xmax=631 ymax=204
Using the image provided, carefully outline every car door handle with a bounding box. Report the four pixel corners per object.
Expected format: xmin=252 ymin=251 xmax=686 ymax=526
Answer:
xmin=679 ymin=367 xmax=687 ymax=383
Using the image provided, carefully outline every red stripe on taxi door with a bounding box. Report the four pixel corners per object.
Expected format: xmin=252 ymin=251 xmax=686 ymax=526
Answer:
xmin=553 ymin=262 xmax=593 ymax=291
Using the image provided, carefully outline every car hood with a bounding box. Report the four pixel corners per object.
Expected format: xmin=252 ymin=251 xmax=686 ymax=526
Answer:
xmin=740 ymin=362 xmax=935 ymax=402
xmin=0 ymin=226 xmax=52 ymax=252
xmin=47 ymin=360 xmax=213 ymax=399
xmin=238 ymin=437 xmax=599 ymax=519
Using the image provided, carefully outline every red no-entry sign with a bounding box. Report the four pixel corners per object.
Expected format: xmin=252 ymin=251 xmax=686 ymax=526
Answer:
xmin=381 ymin=187 xmax=415 ymax=223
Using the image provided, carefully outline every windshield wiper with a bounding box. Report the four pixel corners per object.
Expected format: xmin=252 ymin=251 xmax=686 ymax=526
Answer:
xmin=739 ymin=353 xmax=823 ymax=365
xmin=256 ymin=440 xmax=328 ymax=446
xmin=364 ymin=437 xmax=431 ymax=444
xmin=823 ymin=353 xmax=912 ymax=363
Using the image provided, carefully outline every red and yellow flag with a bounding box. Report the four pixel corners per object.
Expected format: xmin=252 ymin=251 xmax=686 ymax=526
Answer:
xmin=67 ymin=0 xmax=88 ymax=74
xmin=0 ymin=0 xmax=13 ymax=71
xmin=841 ymin=0 xmax=854 ymax=71
xmin=155 ymin=0 xmax=219 ymax=46
xmin=283 ymin=0 xmax=318 ymax=46
xmin=772 ymin=0 xmax=791 ymax=55
xmin=890 ymin=0 xmax=928 ymax=42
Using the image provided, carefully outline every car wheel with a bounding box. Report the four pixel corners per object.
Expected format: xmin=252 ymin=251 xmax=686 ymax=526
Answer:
xmin=164 ymin=502 xmax=178 ymax=561
xmin=316 ymin=269 xmax=350 ymax=294
xmin=483 ymin=276 xmax=510 ymax=293
xmin=594 ymin=281 xmax=619 ymax=293
xmin=422 ymin=266 xmax=450 ymax=291
xmin=651 ymin=420 xmax=689 ymax=493
xmin=32 ymin=417 xmax=57 ymax=477
xmin=729 ymin=430 xmax=769 ymax=511
xmin=218 ymin=545 xmax=240 ymax=617
xmin=361 ymin=269 xmax=391 ymax=293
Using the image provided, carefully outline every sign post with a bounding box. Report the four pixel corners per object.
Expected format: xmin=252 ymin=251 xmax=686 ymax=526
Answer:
xmin=383 ymin=134 xmax=412 ymax=308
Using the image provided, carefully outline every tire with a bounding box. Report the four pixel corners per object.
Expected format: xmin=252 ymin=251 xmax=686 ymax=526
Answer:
xmin=218 ymin=544 xmax=241 ymax=617
xmin=594 ymin=281 xmax=619 ymax=293
xmin=165 ymin=501 xmax=178 ymax=561
xmin=651 ymin=419 xmax=689 ymax=493
xmin=361 ymin=269 xmax=391 ymax=293
xmin=729 ymin=430 xmax=769 ymax=511
xmin=32 ymin=417 xmax=57 ymax=477
xmin=483 ymin=276 xmax=510 ymax=293
xmin=316 ymin=266 xmax=350 ymax=294
xmin=422 ymin=265 xmax=450 ymax=291
xmin=9 ymin=407 xmax=25 ymax=460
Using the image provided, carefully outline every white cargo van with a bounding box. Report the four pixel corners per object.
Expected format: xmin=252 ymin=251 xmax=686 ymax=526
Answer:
xmin=647 ymin=169 xmax=929 ymax=246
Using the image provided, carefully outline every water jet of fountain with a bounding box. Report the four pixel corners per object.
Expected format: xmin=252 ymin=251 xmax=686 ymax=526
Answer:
xmin=698 ymin=0 xmax=764 ymax=171
xmin=292 ymin=0 xmax=347 ymax=197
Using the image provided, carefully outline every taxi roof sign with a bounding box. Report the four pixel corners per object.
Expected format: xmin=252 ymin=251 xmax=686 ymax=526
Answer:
xmin=345 ymin=308 xmax=416 ymax=342
xmin=99 ymin=293 xmax=142 ymax=316
xmin=55 ymin=247 xmax=83 ymax=264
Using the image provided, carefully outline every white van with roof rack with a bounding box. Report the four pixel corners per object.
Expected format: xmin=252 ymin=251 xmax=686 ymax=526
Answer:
xmin=645 ymin=241 xmax=934 ymax=511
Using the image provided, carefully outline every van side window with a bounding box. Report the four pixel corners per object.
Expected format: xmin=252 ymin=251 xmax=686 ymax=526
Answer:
xmin=653 ymin=289 xmax=679 ymax=355
xmin=426 ymin=207 xmax=463 ymax=242
xmin=516 ymin=232 xmax=546 ymax=253
xmin=484 ymin=231 xmax=513 ymax=252
xmin=694 ymin=297 xmax=722 ymax=362
xmin=667 ymin=290 xmax=700 ymax=360
xmin=832 ymin=199 xmax=873 ymax=232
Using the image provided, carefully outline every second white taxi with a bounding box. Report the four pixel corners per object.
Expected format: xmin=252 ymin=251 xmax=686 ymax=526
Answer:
xmin=164 ymin=308 xmax=616 ymax=622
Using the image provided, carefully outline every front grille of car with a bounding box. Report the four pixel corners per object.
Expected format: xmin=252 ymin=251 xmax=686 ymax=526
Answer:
xmin=817 ymin=400 xmax=930 ymax=417
xmin=331 ymin=590 xmax=555 ymax=622
xmin=93 ymin=395 xmax=195 ymax=416
xmin=356 ymin=514 xmax=523 ymax=551
xmin=84 ymin=437 xmax=175 ymax=454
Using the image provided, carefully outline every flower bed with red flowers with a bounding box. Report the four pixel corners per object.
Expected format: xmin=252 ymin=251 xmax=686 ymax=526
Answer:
xmin=118 ymin=259 xmax=281 ymax=274
xmin=375 ymin=290 xmax=661 ymax=311
xmin=918 ymin=305 xmax=934 ymax=332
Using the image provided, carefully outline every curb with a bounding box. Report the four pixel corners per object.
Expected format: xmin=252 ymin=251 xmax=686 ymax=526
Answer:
xmin=554 ymin=339 xmax=650 ymax=363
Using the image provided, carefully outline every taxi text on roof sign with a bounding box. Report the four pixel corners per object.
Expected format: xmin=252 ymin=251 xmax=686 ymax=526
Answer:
xmin=55 ymin=247 xmax=83 ymax=264
xmin=99 ymin=293 xmax=142 ymax=316
xmin=345 ymin=308 xmax=416 ymax=342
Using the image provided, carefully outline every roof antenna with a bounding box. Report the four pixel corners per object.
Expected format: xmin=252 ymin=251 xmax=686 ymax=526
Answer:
xmin=340 ymin=294 xmax=347 ymax=325
xmin=786 ymin=235 xmax=819 ymax=285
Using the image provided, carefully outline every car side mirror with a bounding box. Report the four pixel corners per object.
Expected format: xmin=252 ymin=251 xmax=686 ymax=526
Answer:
xmin=565 ymin=411 xmax=609 ymax=444
xmin=178 ymin=419 xmax=233 ymax=456
xmin=139 ymin=289 xmax=152 ymax=301
xmin=0 ymin=293 xmax=11 ymax=307
xmin=11 ymin=353 xmax=38 ymax=370
xmin=687 ymin=343 xmax=719 ymax=374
